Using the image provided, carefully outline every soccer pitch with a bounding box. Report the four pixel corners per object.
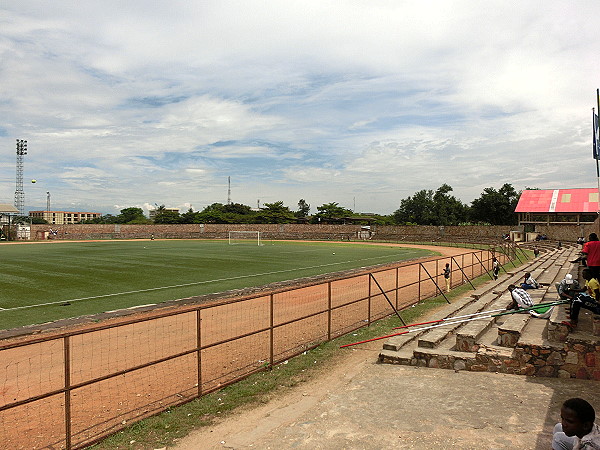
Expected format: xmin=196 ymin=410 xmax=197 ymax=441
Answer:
xmin=0 ymin=239 xmax=435 ymax=330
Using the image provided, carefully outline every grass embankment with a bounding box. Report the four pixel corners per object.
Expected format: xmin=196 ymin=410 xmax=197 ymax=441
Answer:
xmin=91 ymin=254 xmax=525 ymax=450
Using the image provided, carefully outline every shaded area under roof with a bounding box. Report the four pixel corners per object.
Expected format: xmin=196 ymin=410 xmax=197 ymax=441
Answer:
xmin=515 ymin=189 xmax=599 ymax=213
xmin=0 ymin=204 xmax=19 ymax=214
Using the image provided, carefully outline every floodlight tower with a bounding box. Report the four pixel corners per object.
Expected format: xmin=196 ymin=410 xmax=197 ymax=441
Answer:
xmin=14 ymin=139 xmax=27 ymax=215
xmin=227 ymin=176 xmax=231 ymax=205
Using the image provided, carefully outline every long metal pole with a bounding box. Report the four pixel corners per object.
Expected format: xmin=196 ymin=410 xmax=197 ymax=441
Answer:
xmin=451 ymin=256 xmax=475 ymax=290
xmin=392 ymin=307 xmax=509 ymax=330
xmin=369 ymin=273 xmax=405 ymax=325
xmin=420 ymin=263 xmax=449 ymax=303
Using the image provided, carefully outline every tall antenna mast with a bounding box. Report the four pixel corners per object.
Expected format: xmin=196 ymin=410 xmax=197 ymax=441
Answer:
xmin=14 ymin=139 xmax=27 ymax=215
xmin=227 ymin=176 xmax=231 ymax=205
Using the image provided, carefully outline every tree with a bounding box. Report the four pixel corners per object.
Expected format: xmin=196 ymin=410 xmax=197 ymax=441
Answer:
xmin=296 ymin=199 xmax=310 ymax=218
xmin=470 ymin=183 xmax=520 ymax=225
xmin=153 ymin=209 xmax=182 ymax=224
xmin=222 ymin=203 xmax=252 ymax=215
xmin=392 ymin=184 xmax=468 ymax=225
xmin=311 ymin=202 xmax=353 ymax=223
xmin=392 ymin=189 xmax=436 ymax=225
xmin=432 ymin=184 xmax=469 ymax=226
xmin=196 ymin=203 xmax=256 ymax=224
xmin=181 ymin=208 xmax=201 ymax=224
xmin=255 ymin=201 xmax=296 ymax=223
xmin=116 ymin=207 xmax=148 ymax=224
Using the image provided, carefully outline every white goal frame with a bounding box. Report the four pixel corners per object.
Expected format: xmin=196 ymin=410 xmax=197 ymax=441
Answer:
xmin=228 ymin=230 xmax=262 ymax=246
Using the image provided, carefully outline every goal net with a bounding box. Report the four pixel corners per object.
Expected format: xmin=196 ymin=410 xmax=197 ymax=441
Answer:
xmin=228 ymin=230 xmax=262 ymax=245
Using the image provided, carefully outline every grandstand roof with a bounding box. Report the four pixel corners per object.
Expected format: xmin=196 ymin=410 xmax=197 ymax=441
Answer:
xmin=515 ymin=189 xmax=599 ymax=213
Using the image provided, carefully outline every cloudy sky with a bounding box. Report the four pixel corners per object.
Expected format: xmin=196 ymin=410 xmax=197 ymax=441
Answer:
xmin=1 ymin=1 xmax=599 ymax=216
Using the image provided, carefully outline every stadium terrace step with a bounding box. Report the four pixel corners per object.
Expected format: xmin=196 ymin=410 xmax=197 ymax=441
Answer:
xmin=455 ymin=294 xmax=513 ymax=352
xmin=548 ymin=295 xmax=600 ymax=341
xmin=383 ymin=294 xmax=481 ymax=352
xmin=417 ymin=294 xmax=503 ymax=349
xmin=497 ymin=309 xmax=531 ymax=347
xmin=495 ymin=248 xmax=579 ymax=347
xmin=379 ymin=246 xmax=600 ymax=379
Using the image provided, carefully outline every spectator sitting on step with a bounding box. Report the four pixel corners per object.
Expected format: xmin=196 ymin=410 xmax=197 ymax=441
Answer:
xmin=562 ymin=269 xmax=600 ymax=330
xmin=556 ymin=274 xmax=581 ymax=301
xmin=521 ymin=272 xmax=540 ymax=290
xmin=507 ymin=284 xmax=553 ymax=318
xmin=553 ymin=398 xmax=600 ymax=450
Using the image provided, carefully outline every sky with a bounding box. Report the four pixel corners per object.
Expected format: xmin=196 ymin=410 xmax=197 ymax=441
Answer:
xmin=1 ymin=1 xmax=600 ymax=216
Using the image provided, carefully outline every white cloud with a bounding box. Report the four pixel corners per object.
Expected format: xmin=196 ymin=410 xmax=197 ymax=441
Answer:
xmin=1 ymin=1 xmax=600 ymax=214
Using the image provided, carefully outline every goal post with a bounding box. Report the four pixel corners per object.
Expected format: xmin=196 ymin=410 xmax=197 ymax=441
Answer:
xmin=228 ymin=230 xmax=262 ymax=245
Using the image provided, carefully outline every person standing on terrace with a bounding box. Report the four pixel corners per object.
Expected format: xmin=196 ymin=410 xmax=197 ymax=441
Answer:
xmin=582 ymin=233 xmax=600 ymax=280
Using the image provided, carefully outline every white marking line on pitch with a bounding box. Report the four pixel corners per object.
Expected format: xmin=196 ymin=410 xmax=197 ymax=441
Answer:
xmin=0 ymin=253 xmax=410 ymax=313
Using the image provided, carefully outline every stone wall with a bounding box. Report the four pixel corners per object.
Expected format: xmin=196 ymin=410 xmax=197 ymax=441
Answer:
xmin=389 ymin=339 xmax=600 ymax=379
xmin=29 ymin=223 xmax=514 ymax=242
xmin=514 ymin=339 xmax=600 ymax=380
xmin=533 ymin=223 xmax=598 ymax=243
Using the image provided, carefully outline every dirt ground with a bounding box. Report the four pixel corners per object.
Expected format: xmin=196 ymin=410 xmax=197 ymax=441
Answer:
xmin=173 ymin=336 xmax=600 ymax=450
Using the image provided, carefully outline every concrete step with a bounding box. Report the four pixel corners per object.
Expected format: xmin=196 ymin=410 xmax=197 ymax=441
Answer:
xmin=455 ymin=295 xmax=513 ymax=352
xmin=379 ymin=247 xmax=590 ymax=379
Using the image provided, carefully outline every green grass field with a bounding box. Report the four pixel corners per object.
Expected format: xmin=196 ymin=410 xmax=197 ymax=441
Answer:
xmin=0 ymin=239 xmax=435 ymax=330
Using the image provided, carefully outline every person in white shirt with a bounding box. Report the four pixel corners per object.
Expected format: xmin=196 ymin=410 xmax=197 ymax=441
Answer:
xmin=553 ymin=398 xmax=600 ymax=450
xmin=507 ymin=284 xmax=553 ymax=318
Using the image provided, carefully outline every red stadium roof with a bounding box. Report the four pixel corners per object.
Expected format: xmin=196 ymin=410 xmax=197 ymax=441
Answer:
xmin=515 ymin=189 xmax=599 ymax=213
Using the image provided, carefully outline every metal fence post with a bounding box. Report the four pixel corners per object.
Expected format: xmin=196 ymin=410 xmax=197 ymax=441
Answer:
xmin=395 ymin=267 xmax=399 ymax=310
xmin=63 ymin=336 xmax=71 ymax=450
xmin=269 ymin=293 xmax=274 ymax=367
xmin=196 ymin=309 xmax=202 ymax=397
xmin=327 ymin=281 xmax=332 ymax=341
xmin=367 ymin=273 xmax=372 ymax=326
xmin=418 ymin=263 xmax=422 ymax=302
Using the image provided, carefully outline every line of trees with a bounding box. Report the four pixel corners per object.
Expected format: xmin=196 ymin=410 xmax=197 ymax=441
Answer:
xmin=74 ymin=183 xmax=520 ymax=226
xmin=392 ymin=183 xmax=520 ymax=226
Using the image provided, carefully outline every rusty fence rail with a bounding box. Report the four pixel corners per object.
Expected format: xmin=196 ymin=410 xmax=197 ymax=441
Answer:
xmin=0 ymin=247 xmax=515 ymax=448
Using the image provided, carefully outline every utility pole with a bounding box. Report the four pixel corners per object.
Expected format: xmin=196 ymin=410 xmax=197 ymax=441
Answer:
xmin=14 ymin=139 xmax=27 ymax=215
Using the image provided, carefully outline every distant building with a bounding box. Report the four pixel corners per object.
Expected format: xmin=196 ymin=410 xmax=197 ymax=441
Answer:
xmin=0 ymin=203 xmax=19 ymax=225
xmin=29 ymin=210 xmax=102 ymax=224
xmin=515 ymin=188 xmax=599 ymax=229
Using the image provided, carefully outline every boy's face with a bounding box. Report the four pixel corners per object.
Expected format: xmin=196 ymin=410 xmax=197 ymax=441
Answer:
xmin=561 ymin=406 xmax=592 ymax=438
